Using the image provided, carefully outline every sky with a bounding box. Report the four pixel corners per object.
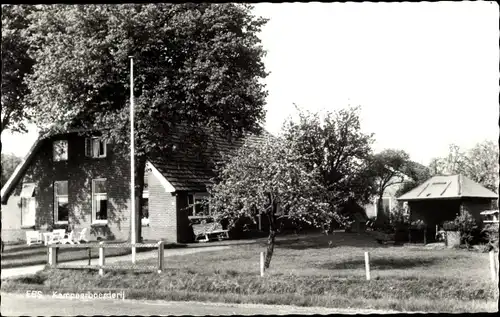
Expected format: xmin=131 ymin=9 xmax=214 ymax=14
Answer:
xmin=1 ymin=2 xmax=499 ymax=166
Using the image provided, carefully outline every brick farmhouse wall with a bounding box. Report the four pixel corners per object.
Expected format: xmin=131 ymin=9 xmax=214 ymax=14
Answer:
xmin=1 ymin=132 xmax=226 ymax=244
xmin=142 ymin=170 xmax=178 ymax=242
xmin=1 ymin=133 xmax=132 ymax=242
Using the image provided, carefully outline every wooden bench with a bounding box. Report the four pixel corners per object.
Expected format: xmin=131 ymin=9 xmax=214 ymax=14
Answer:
xmin=192 ymin=221 xmax=229 ymax=242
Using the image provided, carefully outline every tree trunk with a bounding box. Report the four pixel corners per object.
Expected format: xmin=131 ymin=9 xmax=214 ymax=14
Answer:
xmin=375 ymin=194 xmax=387 ymax=227
xmin=264 ymin=195 xmax=278 ymax=269
xmin=264 ymin=228 xmax=276 ymax=269
xmin=129 ymin=158 xmax=146 ymax=243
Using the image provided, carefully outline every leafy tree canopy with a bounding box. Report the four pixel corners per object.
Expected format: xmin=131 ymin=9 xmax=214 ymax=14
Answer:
xmin=429 ymin=141 xmax=499 ymax=193
xmin=281 ymin=105 xmax=376 ymax=207
xmin=1 ymin=153 xmax=22 ymax=187
xmin=209 ymin=135 xmax=344 ymax=268
xmin=25 ymin=4 xmax=268 ymax=152
xmin=1 ymin=5 xmax=35 ymax=134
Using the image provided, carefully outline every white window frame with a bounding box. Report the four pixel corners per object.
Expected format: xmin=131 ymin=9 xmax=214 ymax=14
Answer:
xmin=187 ymin=193 xmax=210 ymax=218
xmin=92 ymin=178 xmax=108 ymax=224
xmin=85 ymin=137 xmax=107 ymax=158
xmin=54 ymin=180 xmax=69 ymax=225
xmin=21 ymin=182 xmax=36 ymax=227
xmin=53 ymin=140 xmax=68 ymax=161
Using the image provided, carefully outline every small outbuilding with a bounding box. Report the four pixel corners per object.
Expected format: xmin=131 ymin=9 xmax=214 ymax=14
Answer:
xmin=397 ymin=174 xmax=498 ymax=242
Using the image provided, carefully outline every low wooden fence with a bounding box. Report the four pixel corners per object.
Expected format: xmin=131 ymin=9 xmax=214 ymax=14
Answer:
xmin=47 ymin=241 xmax=164 ymax=276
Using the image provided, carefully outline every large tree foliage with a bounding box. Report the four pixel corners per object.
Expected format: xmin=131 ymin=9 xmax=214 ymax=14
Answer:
xmin=282 ymin=106 xmax=376 ymax=209
xmin=465 ymin=140 xmax=499 ymax=193
xmin=429 ymin=141 xmax=499 ymax=193
xmin=1 ymin=5 xmax=34 ymax=136
xmin=394 ymin=160 xmax=431 ymax=197
xmin=209 ymin=136 xmax=342 ymax=269
xmin=368 ymin=149 xmax=433 ymax=225
xmin=25 ymin=4 xmax=268 ymax=240
xmin=428 ymin=144 xmax=467 ymax=176
xmin=368 ymin=149 xmax=411 ymax=225
xmin=1 ymin=153 xmax=22 ymax=187
xmin=1 ymin=5 xmax=36 ymax=197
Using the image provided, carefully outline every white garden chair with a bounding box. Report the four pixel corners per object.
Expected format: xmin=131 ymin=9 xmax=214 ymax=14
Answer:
xmin=26 ymin=231 xmax=42 ymax=246
xmin=76 ymin=228 xmax=89 ymax=243
xmin=60 ymin=230 xmax=75 ymax=244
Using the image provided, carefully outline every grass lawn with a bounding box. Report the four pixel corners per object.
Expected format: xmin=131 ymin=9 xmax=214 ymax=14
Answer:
xmin=2 ymin=232 xmax=498 ymax=313
xmin=1 ymin=241 xmax=186 ymax=269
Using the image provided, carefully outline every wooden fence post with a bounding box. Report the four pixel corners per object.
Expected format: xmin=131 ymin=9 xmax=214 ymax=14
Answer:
xmin=489 ymin=251 xmax=497 ymax=283
xmin=260 ymin=252 xmax=265 ymax=277
xmin=364 ymin=251 xmax=371 ymax=281
xmin=88 ymin=247 xmax=91 ymax=265
xmin=99 ymin=242 xmax=105 ymax=276
xmin=48 ymin=246 xmax=57 ymax=267
xmin=157 ymin=241 xmax=164 ymax=274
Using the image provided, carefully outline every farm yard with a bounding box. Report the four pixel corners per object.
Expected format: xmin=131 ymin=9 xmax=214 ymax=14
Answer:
xmin=2 ymin=232 xmax=498 ymax=313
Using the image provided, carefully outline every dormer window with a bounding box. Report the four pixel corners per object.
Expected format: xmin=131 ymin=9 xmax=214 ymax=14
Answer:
xmin=85 ymin=137 xmax=107 ymax=158
xmin=53 ymin=140 xmax=68 ymax=161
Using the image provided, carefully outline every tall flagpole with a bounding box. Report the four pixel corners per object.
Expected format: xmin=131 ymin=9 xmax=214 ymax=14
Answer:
xmin=129 ymin=56 xmax=136 ymax=263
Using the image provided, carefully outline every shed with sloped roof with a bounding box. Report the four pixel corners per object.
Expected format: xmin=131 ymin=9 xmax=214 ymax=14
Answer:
xmin=397 ymin=174 xmax=498 ymax=242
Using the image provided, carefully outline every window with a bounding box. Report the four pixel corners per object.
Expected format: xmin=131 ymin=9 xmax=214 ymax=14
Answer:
xmin=92 ymin=179 xmax=107 ymax=223
xmin=141 ymin=171 xmax=149 ymax=225
xmin=54 ymin=181 xmax=69 ymax=224
xmin=85 ymin=137 xmax=107 ymax=158
xmin=53 ymin=140 xmax=68 ymax=161
xmin=141 ymin=197 xmax=149 ymax=226
xmin=187 ymin=193 xmax=210 ymax=217
xmin=20 ymin=183 xmax=36 ymax=227
xmin=143 ymin=172 xmax=149 ymax=198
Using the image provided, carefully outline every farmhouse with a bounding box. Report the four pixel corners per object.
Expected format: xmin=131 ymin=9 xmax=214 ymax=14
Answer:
xmin=1 ymin=126 xmax=266 ymax=244
xmin=397 ymin=174 xmax=498 ymax=242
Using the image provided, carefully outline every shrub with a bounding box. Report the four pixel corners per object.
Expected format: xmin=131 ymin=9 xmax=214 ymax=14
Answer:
xmin=410 ymin=220 xmax=426 ymax=230
xmin=482 ymin=224 xmax=499 ymax=252
xmin=443 ymin=221 xmax=457 ymax=231
xmin=389 ymin=203 xmax=409 ymax=226
xmin=453 ymin=210 xmax=478 ymax=248
xmin=474 ymin=243 xmax=492 ymax=253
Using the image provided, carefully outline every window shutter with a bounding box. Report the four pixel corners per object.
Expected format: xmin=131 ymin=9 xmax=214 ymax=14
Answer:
xmin=99 ymin=139 xmax=105 ymax=156
xmin=85 ymin=138 xmax=92 ymax=157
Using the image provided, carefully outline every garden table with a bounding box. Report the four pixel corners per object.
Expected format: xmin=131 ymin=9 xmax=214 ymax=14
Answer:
xmin=42 ymin=232 xmax=54 ymax=245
